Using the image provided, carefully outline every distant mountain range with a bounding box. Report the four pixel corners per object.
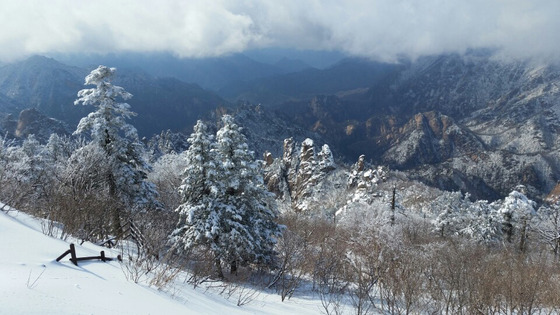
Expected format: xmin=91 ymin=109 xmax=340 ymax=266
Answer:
xmin=219 ymin=58 xmax=401 ymax=105
xmin=52 ymin=51 xmax=328 ymax=91
xmin=0 ymin=56 xmax=228 ymax=137
xmin=268 ymin=52 xmax=560 ymax=200
xmin=1 ymin=52 xmax=560 ymax=201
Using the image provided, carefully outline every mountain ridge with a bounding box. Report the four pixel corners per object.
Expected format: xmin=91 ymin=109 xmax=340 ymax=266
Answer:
xmin=2 ymin=53 xmax=560 ymax=201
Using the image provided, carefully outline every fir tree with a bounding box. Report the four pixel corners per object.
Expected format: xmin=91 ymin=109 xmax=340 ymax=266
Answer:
xmin=171 ymin=120 xmax=219 ymax=260
xmin=214 ymin=115 xmax=282 ymax=274
xmin=173 ymin=116 xmax=282 ymax=277
xmin=73 ymin=66 xmax=158 ymax=235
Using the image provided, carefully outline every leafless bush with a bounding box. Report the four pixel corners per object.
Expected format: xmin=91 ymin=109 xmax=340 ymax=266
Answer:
xmin=120 ymin=241 xmax=159 ymax=284
xmin=121 ymin=256 xmax=148 ymax=284
xmin=207 ymin=268 xmax=261 ymax=307
xmin=182 ymin=247 xmax=216 ymax=287
xmin=270 ymin=214 xmax=316 ymax=300
xmin=312 ymin=235 xmax=350 ymax=297
xmin=423 ymin=241 xmax=484 ymax=314
xmin=319 ymin=289 xmax=346 ymax=315
xmin=41 ymin=184 xmax=115 ymax=243
xmin=150 ymin=262 xmax=182 ymax=290
xmin=377 ymin=246 xmax=426 ymax=315
xmin=272 ymin=226 xmax=309 ymax=301
xmin=129 ymin=208 xmax=178 ymax=260
xmin=485 ymin=250 xmax=559 ymax=314
xmin=346 ymin=231 xmax=382 ymax=315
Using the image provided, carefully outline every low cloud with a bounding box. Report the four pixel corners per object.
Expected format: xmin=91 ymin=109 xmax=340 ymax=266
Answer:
xmin=1 ymin=0 xmax=559 ymax=62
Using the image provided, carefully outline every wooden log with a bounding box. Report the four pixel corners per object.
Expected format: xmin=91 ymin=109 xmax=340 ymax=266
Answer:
xmin=55 ymin=249 xmax=71 ymax=262
xmin=70 ymin=244 xmax=78 ymax=266
xmin=75 ymin=256 xmax=102 ymax=261
xmin=74 ymin=254 xmax=117 ymax=262
xmin=57 ymin=244 xmax=120 ymax=265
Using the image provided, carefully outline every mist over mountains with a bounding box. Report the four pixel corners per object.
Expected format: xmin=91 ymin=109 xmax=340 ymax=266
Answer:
xmin=1 ymin=51 xmax=559 ymax=201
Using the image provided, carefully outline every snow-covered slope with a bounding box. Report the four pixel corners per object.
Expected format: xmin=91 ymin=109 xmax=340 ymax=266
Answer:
xmin=0 ymin=210 xmax=329 ymax=314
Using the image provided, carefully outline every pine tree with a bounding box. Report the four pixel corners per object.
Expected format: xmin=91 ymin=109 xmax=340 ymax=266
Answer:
xmin=73 ymin=66 xmax=158 ymax=235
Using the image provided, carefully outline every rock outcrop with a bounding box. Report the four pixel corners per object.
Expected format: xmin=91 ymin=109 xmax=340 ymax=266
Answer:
xmin=264 ymin=137 xmax=337 ymax=212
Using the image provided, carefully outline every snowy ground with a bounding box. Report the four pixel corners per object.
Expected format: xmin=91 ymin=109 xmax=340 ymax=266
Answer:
xmin=0 ymin=209 xmax=344 ymax=314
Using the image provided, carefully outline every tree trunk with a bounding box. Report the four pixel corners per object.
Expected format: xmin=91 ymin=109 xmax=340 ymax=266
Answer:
xmin=230 ymin=260 xmax=238 ymax=275
xmin=503 ymin=213 xmax=513 ymax=243
xmin=519 ymin=218 xmax=527 ymax=252
xmin=215 ymin=256 xmax=224 ymax=279
xmin=108 ymin=172 xmax=123 ymax=238
xmin=391 ymin=187 xmax=396 ymax=226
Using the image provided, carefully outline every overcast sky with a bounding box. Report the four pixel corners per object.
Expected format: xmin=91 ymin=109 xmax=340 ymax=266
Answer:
xmin=1 ymin=0 xmax=559 ymax=63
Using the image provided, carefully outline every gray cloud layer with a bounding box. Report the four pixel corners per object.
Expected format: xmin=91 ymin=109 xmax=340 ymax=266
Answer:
xmin=1 ymin=0 xmax=559 ymax=62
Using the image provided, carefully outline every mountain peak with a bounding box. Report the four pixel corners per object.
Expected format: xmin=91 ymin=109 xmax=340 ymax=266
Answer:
xmin=20 ymin=55 xmax=68 ymax=69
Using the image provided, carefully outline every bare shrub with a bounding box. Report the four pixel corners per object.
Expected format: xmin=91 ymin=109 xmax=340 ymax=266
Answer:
xmin=319 ymin=289 xmax=346 ymax=315
xmin=270 ymin=214 xmax=318 ymax=300
xmin=377 ymin=246 xmax=426 ymax=315
xmin=120 ymin=250 xmax=150 ymax=284
xmin=420 ymin=240 xmax=560 ymax=314
xmin=309 ymin=219 xmax=350 ymax=296
xmin=346 ymin=230 xmax=382 ymax=315
xmin=181 ymin=247 xmax=216 ymax=287
xmin=129 ymin=209 xmax=178 ymax=260
xmin=272 ymin=225 xmax=309 ymax=301
xmin=495 ymin=251 xmax=558 ymax=314
xmin=119 ymin=238 xmax=164 ymax=284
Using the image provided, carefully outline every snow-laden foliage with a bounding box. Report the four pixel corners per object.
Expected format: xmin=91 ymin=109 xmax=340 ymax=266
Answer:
xmin=72 ymin=66 xmax=158 ymax=211
xmin=459 ymin=199 xmax=502 ymax=243
xmin=535 ymin=201 xmax=560 ymax=256
xmin=214 ymin=115 xmax=282 ymax=270
xmin=173 ymin=116 xmax=282 ymax=275
xmin=0 ymin=135 xmax=71 ymax=211
xmin=74 ymin=66 xmax=135 ymax=143
xmin=171 ymin=120 xmax=218 ymax=248
xmin=429 ymin=192 xmax=503 ymax=243
xmin=147 ymin=152 xmax=189 ymax=211
xmin=498 ymin=186 xmax=536 ymax=249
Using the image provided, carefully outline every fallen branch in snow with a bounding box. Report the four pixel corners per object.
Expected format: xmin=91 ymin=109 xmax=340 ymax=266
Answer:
xmin=56 ymin=243 xmax=122 ymax=266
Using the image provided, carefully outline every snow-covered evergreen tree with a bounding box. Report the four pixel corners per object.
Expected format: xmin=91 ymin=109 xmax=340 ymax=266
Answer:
xmin=428 ymin=191 xmax=503 ymax=243
xmin=432 ymin=191 xmax=468 ymax=237
xmin=170 ymin=120 xmax=218 ymax=254
xmin=173 ymin=116 xmax=282 ymax=276
xmin=498 ymin=186 xmax=536 ymax=250
xmin=460 ymin=199 xmax=502 ymax=243
xmin=73 ymin=66 xmax=158 ymax=233
xmin=536 ymin=201 xmax=560 ymax=256
xmin=213 ymin=114 xmax=282 ymax=274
